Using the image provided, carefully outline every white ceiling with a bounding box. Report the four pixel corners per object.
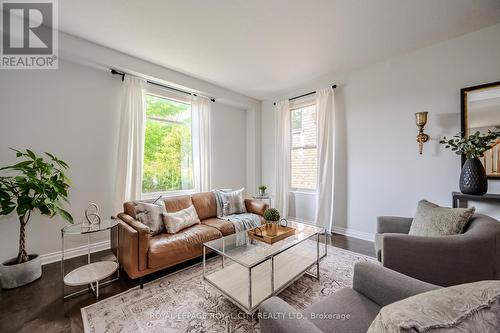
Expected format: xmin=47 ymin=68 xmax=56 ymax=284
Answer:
xmin=59 ymin=0 xmax=500 ymax=100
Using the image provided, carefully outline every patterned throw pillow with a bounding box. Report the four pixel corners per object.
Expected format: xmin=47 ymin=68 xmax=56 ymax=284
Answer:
xmin=133 ymin=200 xmax=167 ymax=235
xmin=214 ymin=188 xmax=246 ymax=216
xmin=409 ymin=200 xmax=475 ymax=237
xmin=162 ymin=205 xmax=201 ymax=234
xmin=367 ymin=280 xmax=500 ymax=333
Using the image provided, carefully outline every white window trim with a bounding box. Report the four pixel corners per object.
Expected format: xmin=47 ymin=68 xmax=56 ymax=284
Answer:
xmin=141 ymin=189 xmax=195 ymax=200
xmin=142 ymin=86 xmax=195 ymax=197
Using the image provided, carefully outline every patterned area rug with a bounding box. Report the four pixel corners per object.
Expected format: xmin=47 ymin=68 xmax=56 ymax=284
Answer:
xmin=81 ymin=244 xmax=375 ymax=333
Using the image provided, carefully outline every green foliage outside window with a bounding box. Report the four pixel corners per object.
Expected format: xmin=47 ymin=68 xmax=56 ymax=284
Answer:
xmin=291 ymin=109 xmax=302 ymax=130
xmin=142 ymin=95 xmax=193 ymax=193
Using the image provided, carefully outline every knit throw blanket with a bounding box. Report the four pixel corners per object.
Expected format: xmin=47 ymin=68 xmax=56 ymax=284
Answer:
xmin=219 ymin=213 xmax=261 ymax=233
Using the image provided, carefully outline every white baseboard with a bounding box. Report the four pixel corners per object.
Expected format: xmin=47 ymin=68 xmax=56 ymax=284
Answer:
xmin=288 ymin=217 xmax=375 ymax=242
xmin=40 ymin=240 xmax=111 ymax=266
xmin=331 ymin=226 xmax=375 ymax=242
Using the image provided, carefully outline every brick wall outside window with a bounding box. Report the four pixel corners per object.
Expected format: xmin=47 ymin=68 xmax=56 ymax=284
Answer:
xmin=291 ymin=105 xmax=317 ymax=189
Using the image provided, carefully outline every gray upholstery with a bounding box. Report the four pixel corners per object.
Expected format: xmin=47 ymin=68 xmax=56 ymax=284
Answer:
xmin=259 ymin=261 xmax=439 ymax=333
xmin=376 ymin=213 xmax=500 ymax=287
xmin=305 ymin=288 xmax=379 ymax=333
xmin=352 ymin=257 xmax=437 ymax=307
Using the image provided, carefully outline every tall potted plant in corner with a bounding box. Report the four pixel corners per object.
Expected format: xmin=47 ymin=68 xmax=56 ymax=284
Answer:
xmin=441 ymin=130 xmax=500 ymax=195
xmin=0 ymin=148 xmax=73 ymax=289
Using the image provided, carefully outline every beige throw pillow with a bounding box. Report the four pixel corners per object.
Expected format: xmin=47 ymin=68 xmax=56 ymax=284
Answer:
xmin=367 ymin=280 xmax=500 ymax=333
xmin=133 ymin=201 xmax=167 ymax=235
xmin=409 ymin=200 xmax=475 ymax=237
xmin=163 ymin=205 xmax=201 ymax=234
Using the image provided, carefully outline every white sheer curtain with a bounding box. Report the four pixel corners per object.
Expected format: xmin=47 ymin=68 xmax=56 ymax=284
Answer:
xmin=274 ymin=100 xmax=291 ymax=217
xmin=114 ymin=76 xmax=147 ymax=212
xmin=314 ymin=87 xmax=336 ymax=233
xmin=192 ymin=96 xmax=212 ymax=192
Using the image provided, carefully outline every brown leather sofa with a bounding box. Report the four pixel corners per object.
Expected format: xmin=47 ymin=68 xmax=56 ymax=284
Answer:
xmin=112 ymin=191 xmax=268 ymax=287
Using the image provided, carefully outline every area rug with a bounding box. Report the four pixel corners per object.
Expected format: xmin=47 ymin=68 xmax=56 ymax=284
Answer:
xmin=81 ymin=243 xmax=376 ymax=333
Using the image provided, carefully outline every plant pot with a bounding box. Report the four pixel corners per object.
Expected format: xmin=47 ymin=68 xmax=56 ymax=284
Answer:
xmin=259 ymin=189 xmax=266 ymax=196
xmin=0 ymin=254 xmax=41 ymax=289
xmin=266 ymin=223 xmax=278 ymax=236
xmin=460 ymin=157 xmax=488 ymax=195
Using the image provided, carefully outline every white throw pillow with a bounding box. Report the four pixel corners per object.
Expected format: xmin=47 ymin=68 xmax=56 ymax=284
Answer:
xmin=162 ymin=205 xmax=201 ymax=234
xmin=133 ymin=200 xmax=167 ymax=235
xmin=215 ymin=188 xmax=246 ymax=216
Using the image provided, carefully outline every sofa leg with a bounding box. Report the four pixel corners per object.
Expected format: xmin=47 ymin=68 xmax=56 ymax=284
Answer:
xmin=140 ymin=277 xmax=144 ymax=289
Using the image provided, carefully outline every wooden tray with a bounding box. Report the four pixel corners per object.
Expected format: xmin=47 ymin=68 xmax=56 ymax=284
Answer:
xmin=248 ymin=225 xmax=296 ymax=244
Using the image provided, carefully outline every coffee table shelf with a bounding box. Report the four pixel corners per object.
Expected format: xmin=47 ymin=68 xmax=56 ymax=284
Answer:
xmin=203 ymin=220 xmax=326 ymax=314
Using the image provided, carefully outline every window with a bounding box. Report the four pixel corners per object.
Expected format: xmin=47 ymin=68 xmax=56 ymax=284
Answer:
xmin=142 ymin=93 xmax=193 ymax=195
xmin=290 ymin=104 xmax=317 ymax=190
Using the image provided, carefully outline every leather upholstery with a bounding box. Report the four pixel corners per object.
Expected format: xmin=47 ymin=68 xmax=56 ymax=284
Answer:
xmin=148 ymin=224 xmax=221 ymax=269
xmin=118 ymin=194 xmax=267 ymax=280
xmin=201 ymin=218 xmax=235 ymax=236
xmin=245 ymin=199 xmax=269 ymax=216
xmin=118 ymin=213 xmax=151 ymax=271
xmin=192 ymin=192 xmax=217 ymax=220
xmin=163 ymin=195 xmax=192 ymax=212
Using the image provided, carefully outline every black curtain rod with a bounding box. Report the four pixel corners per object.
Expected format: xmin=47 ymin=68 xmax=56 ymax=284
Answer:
xmin=110 ymin=69 xmax=216 ymax=102
xmin=273 ymin=85 xmax=337 ymax=105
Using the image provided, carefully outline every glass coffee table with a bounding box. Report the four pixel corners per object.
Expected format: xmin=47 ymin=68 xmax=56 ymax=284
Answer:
xmin=202 ymin=220 xmax=327 ymax=314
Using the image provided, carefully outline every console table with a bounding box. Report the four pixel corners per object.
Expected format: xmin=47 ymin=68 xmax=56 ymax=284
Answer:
xmin=452 ymin=191 xmax=500 ymax=208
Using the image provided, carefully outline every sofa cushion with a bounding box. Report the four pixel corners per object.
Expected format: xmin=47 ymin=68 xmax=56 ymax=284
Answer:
xmin=304 ymin=288 xmax=380 ymax=333
xmin=367 ymin=280 xmax=500 ymax=333
xmin=163 ymin=195 xmax=192 ymax=213
xmin=148 ymin=224 xmax=221 ymax=269
xmin=163 ymin=205 xmax=201 ymax=234
xmin=201 ymin=218 xmax=235 ymax=236
xmin=409 ymin=200 xmax=475 ymax=237
xmin=192 ymin=192 xmax=217 ymax=220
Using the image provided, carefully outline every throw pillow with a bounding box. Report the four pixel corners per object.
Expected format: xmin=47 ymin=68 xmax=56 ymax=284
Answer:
xmin=408 ymin=200 xmax=475 ymax=237
xmin=215 ymin=188 xmax=246 ymax=216
xmin=367 ymin=280 xmax=500 ymax=332
xmin=133 ymin=200 xmax=167 ymax=235
xmin=163 ymin=205 xmax=201 ymax=234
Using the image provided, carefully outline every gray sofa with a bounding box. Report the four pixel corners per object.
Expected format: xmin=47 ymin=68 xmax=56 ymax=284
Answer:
xmin=259 ymin=261 xmax=438 ymax=333
xmin=375 ymin=213 xmax=500 ymax=286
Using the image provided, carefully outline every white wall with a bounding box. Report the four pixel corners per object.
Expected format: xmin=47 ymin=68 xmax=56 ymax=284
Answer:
xmin=211 ymin=103 xmax=247 ymax=190
xmin=262 ymin=23 xmax=500 ymax=240
xmin=0 ymin=35 xmax=260 ymax=264
xmin=0 ymin=60 xmax=121 ymax=263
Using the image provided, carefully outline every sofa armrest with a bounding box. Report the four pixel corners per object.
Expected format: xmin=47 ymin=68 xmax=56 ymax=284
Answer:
xmin=353 ymin=261 xmax=438 ymax=307
xmin=118 ymin=213 xmax=151 ymax=272
xmin=245 ymin=199 xmax=269 ymax=216
xmin=377 ymin=216 xmax=413 ymax=234
xmin=382 ymin=232 xmax=497 ymax=286
xmin=259 ymin=297 xmax=323 ymax=333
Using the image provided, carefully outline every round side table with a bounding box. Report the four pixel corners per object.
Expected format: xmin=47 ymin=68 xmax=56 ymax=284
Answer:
xmin=61 ymin=219 xmax=119 ymax=300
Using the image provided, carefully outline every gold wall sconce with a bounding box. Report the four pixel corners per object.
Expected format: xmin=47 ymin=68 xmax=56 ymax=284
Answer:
xmin=415 ymin=112 xmax=429 ymax=155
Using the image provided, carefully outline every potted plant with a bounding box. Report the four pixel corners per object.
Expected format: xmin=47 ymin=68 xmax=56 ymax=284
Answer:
xmin=0 ymin=149 xmax=73 ymax=289
xmin=440 ymin=130 xmax=500 ymax=195
xmin=263 ymin=208 xmax=280 ymax=236
xmin=258 ymin=185 xmax=267 ymax=196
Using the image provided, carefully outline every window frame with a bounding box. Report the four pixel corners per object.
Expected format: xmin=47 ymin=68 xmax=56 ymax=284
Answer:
xmin=141 ymin=85 xmax=195 ymax=199
xmin=289 ymin=99 xmax=318 ymax=192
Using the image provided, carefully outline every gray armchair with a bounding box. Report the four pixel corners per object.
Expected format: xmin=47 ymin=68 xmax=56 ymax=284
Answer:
xmin=375 ymin=214 xmax=500 ymax=287
xmin=259 ymin=261 xmax=438 ymax=333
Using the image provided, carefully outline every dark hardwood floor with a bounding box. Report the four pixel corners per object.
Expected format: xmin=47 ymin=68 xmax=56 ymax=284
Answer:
xmin=0 ymin=234 xmax=374 ymax=333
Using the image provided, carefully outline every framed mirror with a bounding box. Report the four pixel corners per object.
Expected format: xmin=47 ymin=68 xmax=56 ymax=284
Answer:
xmin=461 ymin=81 xmax=500 ymax=178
